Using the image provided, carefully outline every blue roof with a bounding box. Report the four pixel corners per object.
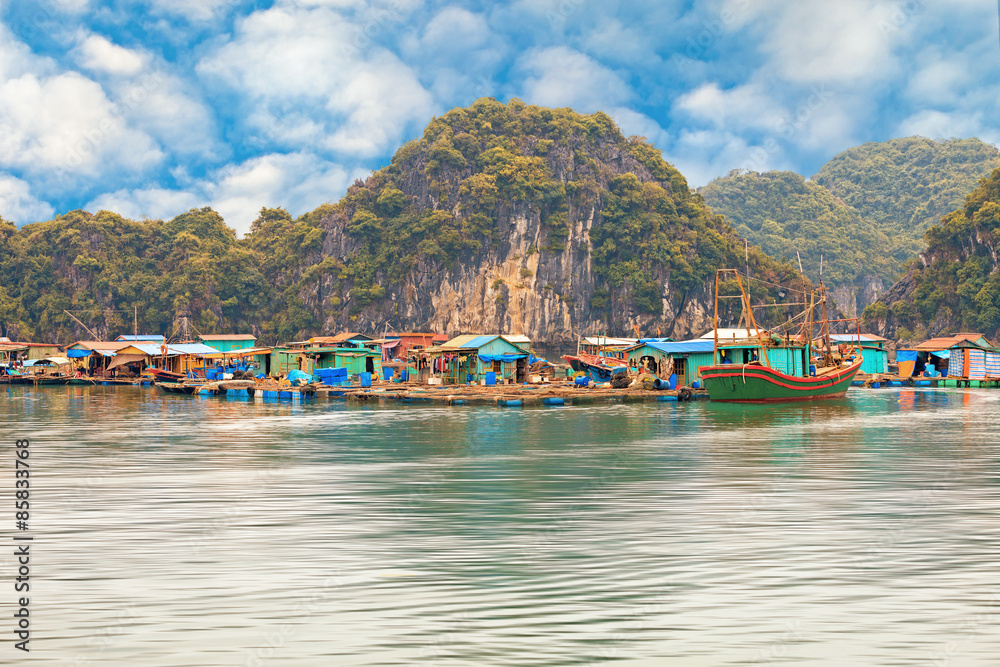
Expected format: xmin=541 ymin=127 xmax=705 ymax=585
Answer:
xmin=640 ymin=339 xmax=716 ymax=354
xmin=464 ymin=335 xmax=497 ymax=348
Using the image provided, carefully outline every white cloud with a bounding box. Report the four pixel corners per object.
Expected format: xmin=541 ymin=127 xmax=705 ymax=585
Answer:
xmin=140 ymin=0 xmax=238 ymax=22
xmin=675 ymin=82 xmax=785 ymax=131
xmin=0 ymin=71 xmax=163 ymax=177
xmin=75 ymin=34 xmax=148 ymax=76
xmin=84 ymin=152 xmax=369 ymax=233
xmin=608 ymin=107 xmax=670 ymax=147
xmin=758 ymin=0 xmax=900 ymax=85
xmin=206 ymin=153 xmax=367 ymax=234
xmin=422 ymin=7 xmax=489 ymax=52
xmin=897 ymin=110 xmax=985 ymax=141
xmin=197 ymin=5 xmax=435 ymax=158
xmin=112 ymin=72 xmax=222 ymax=159
xmin=0 ymin=173 xmax=55 ymax=223
xmin=666 ymin=129 xmax=792 ymax=188
xmin=516 ymin=46 xmax=632 ymax=110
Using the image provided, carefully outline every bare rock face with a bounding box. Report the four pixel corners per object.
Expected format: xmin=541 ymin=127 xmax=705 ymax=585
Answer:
xmin=317 ymin=203 xmax=712 ymax=347
xmin=830 ymin=274 xmax=885 ymax=319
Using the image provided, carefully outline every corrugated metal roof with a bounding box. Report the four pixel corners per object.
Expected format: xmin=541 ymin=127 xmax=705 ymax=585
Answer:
xmin=329 ymin=332 xmax=371 ymax=342
xmin=65 ymin=341 xmax=132 ymax=352
xmin=115 ymin=335 xmax=166 ymax=342
xmin=639 ymin=339 xmax=716 ymax=354
xmin=440 ymin=334 xmax=491 ymax=349
xmin=198 ymin=334 xmax=257 ymax=341
xmin=828 ymin=334 xmax=887 ymax=342
xmin=698 ymin=328 xmax=767 ymax=340
xmin=913 ymin=334 xmax=992 ymax=352
xmin=582 ymin=336 xmax=637 ymax=346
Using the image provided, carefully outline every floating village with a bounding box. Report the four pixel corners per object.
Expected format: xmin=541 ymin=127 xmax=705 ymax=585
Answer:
xmin=2 ymin=274 xmax=999 ymax=406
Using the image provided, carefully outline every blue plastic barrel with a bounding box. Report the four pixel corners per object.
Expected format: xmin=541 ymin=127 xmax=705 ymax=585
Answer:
xmin=669 ymin=374 xmax=678 ymax=389
xmin=542 ymin=397 xmax=564 ymax=406
xmin=485 ymin=372 xmax=496 ymax=386
xmin=383 ymin=367 xmax=393 ymax=381
xmin=359 ymin=372 xmax=371 ymax=388
xmin=809 ymin=364 xmax=817 ymax=376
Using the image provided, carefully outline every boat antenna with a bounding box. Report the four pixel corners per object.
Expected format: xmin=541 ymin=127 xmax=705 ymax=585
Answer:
xmin=796 ymin=250 xmax=804 ymax=275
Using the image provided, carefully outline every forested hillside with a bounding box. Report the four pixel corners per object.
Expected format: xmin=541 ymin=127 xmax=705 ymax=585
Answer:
xmin=699 ymin=170 xmax=905 ymax=316
xmin=813 ymin=136 xmax=1000 ymax=236
xmin=863 ymin=168 xmax=1000 ymax=341
xmin=699 ymin=137 xmax=1000 ymax=318
xmin=0 ymin=99 xmax=807 ymax=345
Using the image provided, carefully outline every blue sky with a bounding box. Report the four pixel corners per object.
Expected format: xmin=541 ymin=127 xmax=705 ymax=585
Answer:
xmin=0 ymin=0 xmax=998 ymax=233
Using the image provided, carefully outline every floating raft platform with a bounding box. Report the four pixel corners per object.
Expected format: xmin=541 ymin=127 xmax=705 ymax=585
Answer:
xmin=309 ymin=384 xmax=709 ymax=406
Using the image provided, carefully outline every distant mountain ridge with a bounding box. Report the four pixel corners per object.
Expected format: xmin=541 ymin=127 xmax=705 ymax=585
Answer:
xmin=699 ymin=136 xmax=1000 ymax=318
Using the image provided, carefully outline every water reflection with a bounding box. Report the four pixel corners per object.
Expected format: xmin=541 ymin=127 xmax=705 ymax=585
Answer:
xmin=0 ymin=385 xmax=998 ymax=665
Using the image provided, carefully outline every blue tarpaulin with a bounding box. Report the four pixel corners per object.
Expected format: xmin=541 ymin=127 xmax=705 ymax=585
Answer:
xmin=66 ymin=349 xmax=91 ymax=358
xmin=478 ymin=353 xmax=527 ymax=363
xmin=896 ymin=351 xmax=918 ymax=362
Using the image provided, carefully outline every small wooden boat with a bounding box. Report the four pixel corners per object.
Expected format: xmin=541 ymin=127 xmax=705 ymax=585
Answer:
xmin=148 ymin=368 xmax=186 ymax=382
xmin=155 ymin=381 xmax=203 ymax=394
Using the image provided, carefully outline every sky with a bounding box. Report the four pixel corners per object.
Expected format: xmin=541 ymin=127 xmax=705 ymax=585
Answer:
xmin=0 ymin=0 xmax=998 ymax=234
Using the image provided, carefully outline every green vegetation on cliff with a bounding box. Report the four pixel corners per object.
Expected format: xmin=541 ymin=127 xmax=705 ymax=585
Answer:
xmin=813 ymin=136 xmax=1000 ymax=236
xmin=0 ymin=206 xmax=325 ymax=343
xmin=699 ymin=170 xmax=905 ymax=288
xmin=863 ymin=168 xmax=1000 ymax=340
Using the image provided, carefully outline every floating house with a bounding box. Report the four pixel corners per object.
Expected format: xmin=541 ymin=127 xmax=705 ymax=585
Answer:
xmin=825 ymin=333 xmax=888 ymax=375
xmin=579 ymin=336 xmax=637 ymax=363
xmin=63 ymin=341 xmax=134 ymax=374
xmin=119 ymin=342 xmax=221 ymax=376
xmin=0 ymin=342 xmax=28 ymax=371
xmin=383 ymin=333 xmax=448 ymax=362
xmin=901 ymin=333 xmax=996 ymax=379
xmin=427 ymin=335 xmax=530 ymax=385
xmin=202 ymin=346 xmax=275 ymax=377
xmin=198 ymin=334 xmax=257 ymax=352
xmin=624 ymin=339 xmax=716 ymax=386
xmin=270 ymin=339 xmax=382 ymax=379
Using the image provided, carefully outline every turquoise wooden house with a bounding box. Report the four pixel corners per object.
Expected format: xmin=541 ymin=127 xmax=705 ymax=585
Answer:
xmin=827 ymin=333 xmax=888 ymax=375
xmin=429 ymin=335 xmax=530 ymax=384
xmin=309 ymin=346 xmax=381 ymax=377
xmin=199 ymin=334 xmax=257 ymax=352
xmin=625 ymin=339 xmax=716 ymax=387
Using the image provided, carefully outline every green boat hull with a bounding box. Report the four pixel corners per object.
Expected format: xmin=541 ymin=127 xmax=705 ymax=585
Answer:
xmin=699 ymin=359 xmax=863 ymax=402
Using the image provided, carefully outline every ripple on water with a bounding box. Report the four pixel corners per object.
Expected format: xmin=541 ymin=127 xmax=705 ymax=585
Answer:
xmin=0 ymin=385 xmax=998 ymax=665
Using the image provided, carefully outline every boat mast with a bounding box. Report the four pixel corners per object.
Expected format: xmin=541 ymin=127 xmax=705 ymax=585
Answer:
xmin=820 ymin=283 xmax=833 ymax=366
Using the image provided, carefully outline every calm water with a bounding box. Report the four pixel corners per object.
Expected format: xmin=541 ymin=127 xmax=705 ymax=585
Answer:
xmin=1 ymin=386 xmax=999 ymax=666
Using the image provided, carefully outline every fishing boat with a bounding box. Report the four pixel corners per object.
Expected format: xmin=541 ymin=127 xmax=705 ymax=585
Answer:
xmin=698 ymin=269 xmax=863 ymax=403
